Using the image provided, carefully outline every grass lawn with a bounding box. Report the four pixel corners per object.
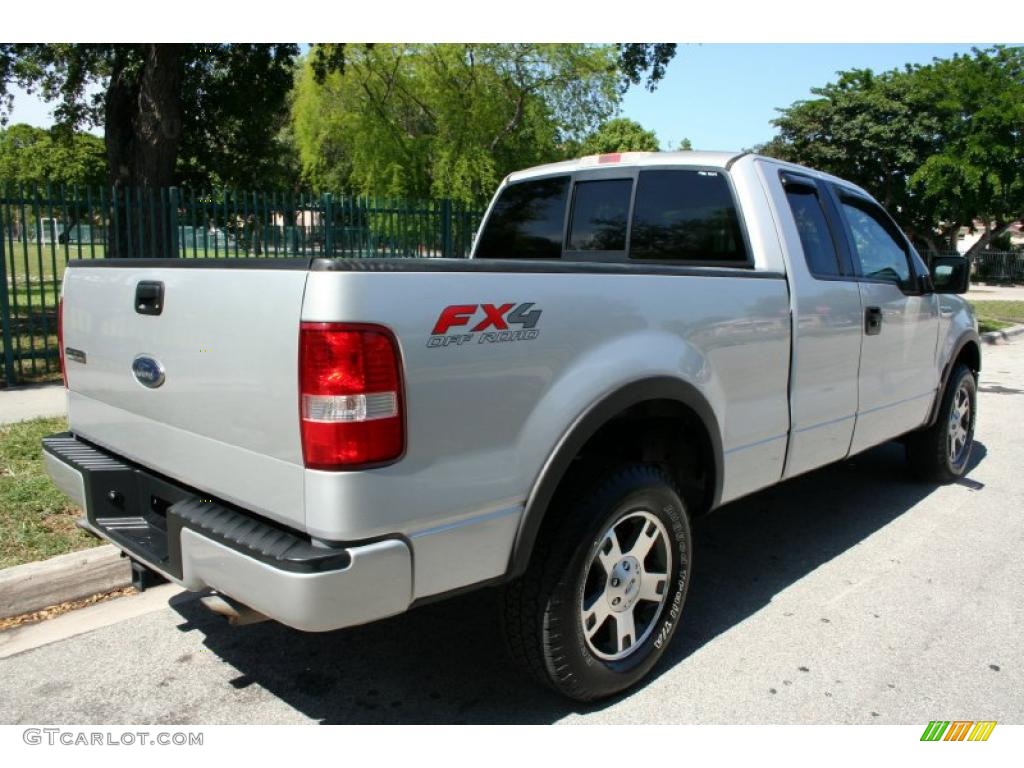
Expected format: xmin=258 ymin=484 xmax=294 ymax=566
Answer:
xmin=977 ymin=318 xmax=1012 ymax=334
xmin=0 ymin=416 xmax=97 ymax=569
xmin=968 ymin=300 xmax=1024 ymax=334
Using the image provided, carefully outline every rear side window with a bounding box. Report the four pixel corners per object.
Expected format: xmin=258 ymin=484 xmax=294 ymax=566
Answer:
xmin=784 ymin=186 xmax=841 ymax=277
xmin=629 ymin=170 xmax=747 ymax=262
xmin=475 ymin=176 xmax=569 ymax=259
xmin=566 ymin=179 xmax=632 ymax=252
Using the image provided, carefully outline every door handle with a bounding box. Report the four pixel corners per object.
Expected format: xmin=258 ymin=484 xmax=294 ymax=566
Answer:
xmin=865 ymin=306 xmax=882 ymax=335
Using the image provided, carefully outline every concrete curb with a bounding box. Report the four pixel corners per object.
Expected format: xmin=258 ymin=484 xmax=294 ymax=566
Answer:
xmin=0 ymin=584 xmax=189 ymax=660
xmin=981 ymin=324 xmax=1024 ymax=345
xmin=0 ymin=544 xmax=131 ymax=619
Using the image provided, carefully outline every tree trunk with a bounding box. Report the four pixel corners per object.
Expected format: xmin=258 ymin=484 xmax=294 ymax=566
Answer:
xmin=920 ymin=233 xmax=941 ymax=256
xmin=104 ymin=44 xmax=184 ymax=258
xmin=937 ymin=224 xmax=961 ymax=254
xmin=964 ymin=220 xmax=1015 ymax=259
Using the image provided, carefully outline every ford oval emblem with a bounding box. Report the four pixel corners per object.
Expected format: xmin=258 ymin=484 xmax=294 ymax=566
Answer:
xmin=131 ymin=355 xmax=166 ymax=389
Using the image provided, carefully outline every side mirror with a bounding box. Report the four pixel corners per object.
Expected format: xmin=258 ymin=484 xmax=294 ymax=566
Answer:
xmin=930 ymin=255 xmax=970 ymax=294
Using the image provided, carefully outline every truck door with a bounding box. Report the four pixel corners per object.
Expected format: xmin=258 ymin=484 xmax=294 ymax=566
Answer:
xmin=775 ymin=172 xmax=864 ymax=479
xmin=830 ymin=191 xmax=940 ymax=454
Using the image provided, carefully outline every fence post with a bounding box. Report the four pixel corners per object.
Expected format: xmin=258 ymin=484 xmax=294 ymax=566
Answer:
xmin=322 ymin=193 xmax=334 ymax=258
xmin=441 ymin=199 xmax=453 ymax=259
xmin=168 ymin=187 xmax=180 ymax=258
xmin=0 ymin=228 xmax=17 ymax=385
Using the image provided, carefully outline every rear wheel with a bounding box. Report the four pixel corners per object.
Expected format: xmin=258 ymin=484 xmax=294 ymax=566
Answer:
xmin=906 ymin=363 xmax=977 ymax=482
xmin=502 ymin=463 xmax=692 ymax=701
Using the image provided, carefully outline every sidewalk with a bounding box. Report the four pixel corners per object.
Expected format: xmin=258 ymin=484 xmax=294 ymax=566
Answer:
xmin=0 ymin=384 xmax=66 ymax=426
xmin=967 ymin=283 xmax=1024 ymax=301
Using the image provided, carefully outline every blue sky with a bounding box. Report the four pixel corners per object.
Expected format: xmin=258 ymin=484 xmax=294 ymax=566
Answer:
xmin=620 ymin=43 xmax=991 ymax=151
xmin=6 ymin=44 xmax=994 ymax=150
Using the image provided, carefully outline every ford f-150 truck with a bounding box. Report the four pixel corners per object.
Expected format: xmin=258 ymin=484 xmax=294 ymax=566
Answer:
xmin=43 ymin=151 xmax=979 ymax=701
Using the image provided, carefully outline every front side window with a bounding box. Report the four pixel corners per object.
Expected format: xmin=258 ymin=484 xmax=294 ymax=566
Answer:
xmin=839 ymin=199 xmax=912 ymax=285
xmin=630 ymin=170 xmax=747 ymax=262
xmin=475 ymin=176 xmax=569 ymax=259
xmin=566 ymin=179 xmax=632 ymax=251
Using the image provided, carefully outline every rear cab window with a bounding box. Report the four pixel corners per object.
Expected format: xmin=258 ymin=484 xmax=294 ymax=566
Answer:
xmin=475 ymin=164 xmax=751 ymax=266
xmin=630 ymin=170 xmax=747 ymax=263
xmin=566 ymin=179 xmax=632 ymax=252
xmin=474 ymin=176 xmax=569 ymax=259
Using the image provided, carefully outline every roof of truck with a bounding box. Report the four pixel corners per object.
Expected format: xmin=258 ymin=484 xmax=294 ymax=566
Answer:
xmin=505 ymin=150 xmax=747 ymax=183
xmin=505 ymin=149 xmax=872 ymax=199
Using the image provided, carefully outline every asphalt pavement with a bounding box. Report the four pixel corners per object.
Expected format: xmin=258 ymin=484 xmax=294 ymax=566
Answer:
xmin=0 ymin=341 xmax=1021 ymax=725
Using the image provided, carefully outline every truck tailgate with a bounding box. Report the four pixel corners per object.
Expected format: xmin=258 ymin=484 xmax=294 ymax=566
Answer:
xmin=61 ymin=263 xmax=309 ymax=529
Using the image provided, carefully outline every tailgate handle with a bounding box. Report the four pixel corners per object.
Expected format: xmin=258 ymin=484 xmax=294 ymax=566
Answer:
xmin=135 ymin=281 xmax=164 ymax=316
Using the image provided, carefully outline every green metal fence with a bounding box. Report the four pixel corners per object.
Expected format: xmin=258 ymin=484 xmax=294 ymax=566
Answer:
xmin=0 ymin=184 xmax=484 ymax=385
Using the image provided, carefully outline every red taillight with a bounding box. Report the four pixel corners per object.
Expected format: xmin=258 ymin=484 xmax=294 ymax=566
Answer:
xmin=298 ymin=323 xmax=404 ymax=469
xmin=58 ymin=297 xmax=67 ymax=389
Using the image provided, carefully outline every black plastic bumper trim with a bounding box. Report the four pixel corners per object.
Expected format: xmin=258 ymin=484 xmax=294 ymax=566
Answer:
xmin=42 ymin=433 xmax=351 ymax=576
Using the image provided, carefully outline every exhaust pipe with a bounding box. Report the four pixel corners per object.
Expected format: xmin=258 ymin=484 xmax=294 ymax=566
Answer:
xmin=199 ymin=594 xmax=269 ymax=627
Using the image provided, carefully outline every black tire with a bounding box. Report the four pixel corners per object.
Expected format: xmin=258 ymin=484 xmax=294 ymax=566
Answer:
xmin=906 ymin=363 xmax=977 ymax=483
xmin=502 ymin=463 xmax=692 ymax=701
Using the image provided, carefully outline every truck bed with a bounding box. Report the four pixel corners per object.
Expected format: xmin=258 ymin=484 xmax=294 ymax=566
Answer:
xmin=61 ymin=255 xmax=790 ymax=600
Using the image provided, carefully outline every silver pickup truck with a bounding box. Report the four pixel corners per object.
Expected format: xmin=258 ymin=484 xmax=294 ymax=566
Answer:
xmin=44 ymin=151 xmax=979 ymax=701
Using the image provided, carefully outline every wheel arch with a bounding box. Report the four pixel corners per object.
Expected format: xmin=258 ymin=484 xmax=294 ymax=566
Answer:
xmin=506 ymin=376 xmax=723 ymax=579
xmin=926 ymin=330 xmax=981 ymax=428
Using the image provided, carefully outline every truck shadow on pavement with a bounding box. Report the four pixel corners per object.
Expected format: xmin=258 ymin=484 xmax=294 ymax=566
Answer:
xmin=171 ymin=441 xmax=986 ymax=724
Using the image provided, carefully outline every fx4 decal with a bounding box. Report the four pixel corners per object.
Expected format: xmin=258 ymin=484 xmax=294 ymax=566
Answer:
xmin=428 ymin=303 xmax=542 ymax=347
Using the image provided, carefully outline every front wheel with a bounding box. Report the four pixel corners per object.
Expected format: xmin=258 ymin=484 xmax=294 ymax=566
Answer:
xmin=502 ymin=464 xmax=692 ymax=701
xmin=906 ymin=363 xmax=977 ymax=482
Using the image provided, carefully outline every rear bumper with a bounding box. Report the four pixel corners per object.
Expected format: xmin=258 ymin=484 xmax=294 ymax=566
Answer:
xmin=42 ymin=433 xmax=412 ymax=632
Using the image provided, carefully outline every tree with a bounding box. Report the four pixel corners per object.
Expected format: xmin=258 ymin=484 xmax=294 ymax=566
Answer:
xmin=293 ymin=44 xmax=622 ymax=203
xmin=1 ymin=44 xmax=300 ymax=254
xmin=1 ymin=44 xmax=299 ymax=189
xmin=676 ymin=137 xmax=693 ymax=151
xmin=0 ymin=123 xmax=106 ymax=188
xmin=909 ymin=47 xmax=1024 ymax=255
xmin=765 ymin=48 xmax=1024 ymax=254
xmin=580 ymin=118 xmax=660 ymax=154
xmin=768 ymin=67 xmax=944 ymax=250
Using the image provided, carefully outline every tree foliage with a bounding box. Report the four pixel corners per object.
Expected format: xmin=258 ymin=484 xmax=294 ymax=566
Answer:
xmin=0 ymin=44 xmax=300 ymax=190
xmin=0 ymin=123 xmax=106 ymax=188
xmin=910 ymin=47 xmax=1024 ymax=253
xmin=579 ymin=118 xmax=660 ymax=154
xmin=764 ymin=47 xmax=1024 ymax=254
xmin=293 ymin=44 xmax=622 ymax=203
xmin=1 ymin=42 xmax=681 ymax=205
xmin=174 ymin=45 xmax=301 ymax=189
xmin=617 ymin=44 xmax=677 ymax=92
